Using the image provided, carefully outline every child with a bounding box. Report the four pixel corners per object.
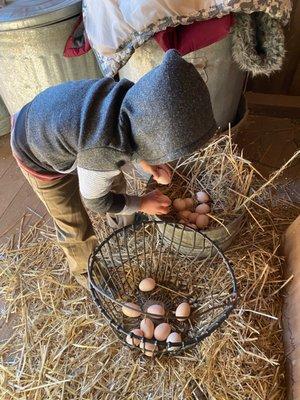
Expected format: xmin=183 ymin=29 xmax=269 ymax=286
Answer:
xmin=10 ymin=50 xmax=217 ymax=287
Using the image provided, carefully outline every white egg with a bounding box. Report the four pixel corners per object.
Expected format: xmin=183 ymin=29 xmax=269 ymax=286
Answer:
xmin=196 ymin=214 xmax=210 ymax=229
xmin=122 ymin=302 xmax=142 ymax=318
xmin=173 ymin=198 xmax=186 ymax=211
xmin=139 ymin=278 xmax=156 ymax=292
xmin=196 ymin=191 xmax=210 ymax=203
xmin=126 ymin=329 xmax=144 ymax=346
xmin=195 ymin=203 xmax=211 ymax=214
xmin=184 ymin=198 xmax=194 ymax=209
xmin=175 ymin=302 xmax=191 ymax=320
xmin=139 ymin=341 xmax=156 ymax=357
xmin=140 ymin=318 xmax=155 ymax=339
xmin=154 ymin=323 xmax=171 ymax=341
xmin=166 ymin=332 xmax=182 ymax=351
xmin=147 ymin=304 xmax=165 ymax=319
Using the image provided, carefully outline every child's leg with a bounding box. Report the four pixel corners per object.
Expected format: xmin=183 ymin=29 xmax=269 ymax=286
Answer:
xmin=20 ymin=168 xmax=97 ymax=287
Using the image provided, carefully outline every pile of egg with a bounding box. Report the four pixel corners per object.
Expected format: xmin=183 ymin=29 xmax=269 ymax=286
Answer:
xmin=173 ymin=191 xmax=211 ymax=229
xmin=122 ymin=278 xmax=191 ymax=357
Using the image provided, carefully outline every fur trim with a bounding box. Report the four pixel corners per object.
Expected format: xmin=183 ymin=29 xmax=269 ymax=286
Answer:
xmin=231 ymin=12 xmax=285 ymax=76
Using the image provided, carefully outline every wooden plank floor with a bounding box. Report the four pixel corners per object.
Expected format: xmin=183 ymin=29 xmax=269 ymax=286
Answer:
xmin=0 ymin=113 xmax=299 ymax=245
xmin=0 ymin=134 xmax=47 ymax=243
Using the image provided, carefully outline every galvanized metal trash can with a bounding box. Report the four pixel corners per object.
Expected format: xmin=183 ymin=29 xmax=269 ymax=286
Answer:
xmin=119 ymin=37 xmax=246 ymax=131
xmin=0 ymin=0 xmax=101 ymax=115
xmin=0 ymin=96 xmax=10 ymax=136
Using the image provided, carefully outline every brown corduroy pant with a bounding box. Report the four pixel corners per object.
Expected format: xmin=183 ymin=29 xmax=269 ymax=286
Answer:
xmin=20 ymin=168 xmax=98 ymax=288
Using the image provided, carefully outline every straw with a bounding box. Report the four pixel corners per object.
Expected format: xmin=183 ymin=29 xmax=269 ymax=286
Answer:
xmin=149 ymin=131 xmax=299 ymax=232
xmin=0 ymin=140 xmax=298 ymax=399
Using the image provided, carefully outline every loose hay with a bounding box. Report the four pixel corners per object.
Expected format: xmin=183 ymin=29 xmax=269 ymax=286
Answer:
xmin=0 ymin=146 xmax=299 ymax=399
xmin=147 ymin=133 xmax=259 ymax=228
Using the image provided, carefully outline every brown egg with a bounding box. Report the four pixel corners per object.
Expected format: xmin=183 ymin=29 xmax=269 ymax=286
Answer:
xmin=178 ymin=210 xmax=192 ymax=220
xmin=126 ymin=329 xmax=144 ymax=346
xmin=195 ymin=203 xmax=211 ymax=214
xmin=196 ymin=214 xmax=210 ymax=229
xmin=196 ymin=191 xmax=210 ymax=203
xmin=139 ymin=278 xmax=156 ymax=292
xmin=122 ymin=302 xmax=142 ymax=318
xmin=154 ymin=323 xmax=171 ymax=341
xmin=166 ymin=332 xmax=182 ymax=351
xmin=140 ymin=318 xmax=155 ymax=339
xmin=184 ymin=198 xmax=194 ymax=209
xmin=139 ymin=341 xmax=156 ymax=357
xmin=173 ymin=198 xmax=186 ymax=211
xmin=175 ymin=302 xmax=191 ymax=320
xmin=147 ymin=304 xmax=165 ymax=319
xmin=189 ymin=213 xmax=198 ymax=223
xmin=178 ymin=219 xmax=186 ymax=224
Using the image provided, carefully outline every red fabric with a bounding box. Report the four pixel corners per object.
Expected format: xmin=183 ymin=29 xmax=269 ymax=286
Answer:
xmin=154 ymin=15 xmax=234 ymax=56
xmin=14 ymin=155 xmax=65 ymax=182
xmin=64 ymin=15 xmax=91 ymax=57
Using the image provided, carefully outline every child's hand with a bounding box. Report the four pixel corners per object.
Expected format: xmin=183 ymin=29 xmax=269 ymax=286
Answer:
xmin=140 ymin=190 xmax=171 ymax=215
xmin=155 ymin=164 xmax=172 ymax=185
xmin=139 ymin=161 xmax=172 ymax=185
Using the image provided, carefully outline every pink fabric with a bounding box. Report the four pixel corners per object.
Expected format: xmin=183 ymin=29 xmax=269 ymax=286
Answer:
xmin=14 ymin=155 xmax=65 ymax=181
xmin=154 ymin=15 xmax=234 ymax=56
xmin=64 ymin=15 xmax=91 ymax=58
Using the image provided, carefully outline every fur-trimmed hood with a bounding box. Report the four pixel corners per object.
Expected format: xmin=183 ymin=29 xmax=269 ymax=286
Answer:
xmin=231 ymin=12 xmax=285 ymax=76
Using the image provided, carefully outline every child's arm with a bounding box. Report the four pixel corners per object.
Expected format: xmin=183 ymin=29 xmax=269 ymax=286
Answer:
xmin=78 ymin=167 xmax=170 ymax=215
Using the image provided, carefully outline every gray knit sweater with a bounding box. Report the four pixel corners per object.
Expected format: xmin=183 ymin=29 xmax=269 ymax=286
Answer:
xmin=11 ymin=50 xmax=217 ymax=214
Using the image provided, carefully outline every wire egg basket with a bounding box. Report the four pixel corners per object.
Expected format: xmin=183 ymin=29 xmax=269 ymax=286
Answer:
xmin=88 ymin=221 xmax=237 ymax=357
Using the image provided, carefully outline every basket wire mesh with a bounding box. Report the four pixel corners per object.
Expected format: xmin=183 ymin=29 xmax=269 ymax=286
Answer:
xmin=88 ymin=221 xmax=237 ymax=356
